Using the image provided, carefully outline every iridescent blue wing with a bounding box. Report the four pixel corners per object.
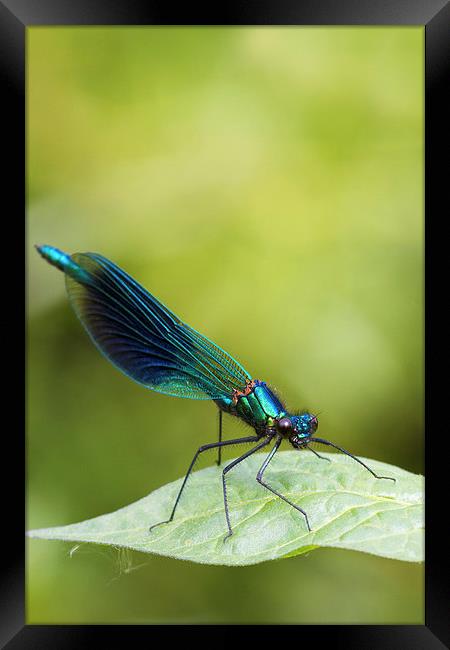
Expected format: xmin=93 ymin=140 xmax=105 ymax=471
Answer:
xmin=64 ymin=252 xmax=251 ymax=399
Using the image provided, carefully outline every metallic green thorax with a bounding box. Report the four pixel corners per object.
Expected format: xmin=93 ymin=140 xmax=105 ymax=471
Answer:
xmin=215 ymin=380 xmax=286 ymax=431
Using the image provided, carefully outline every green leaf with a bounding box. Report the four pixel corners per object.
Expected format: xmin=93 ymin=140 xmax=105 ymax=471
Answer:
xmin=27 ymin=451 xmax=423 ymax=565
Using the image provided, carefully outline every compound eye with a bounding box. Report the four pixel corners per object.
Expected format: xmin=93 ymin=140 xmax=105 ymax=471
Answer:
xmin=310 ymin=416 xmax=318 ymax=433
xmin=278 ymin=417 xmax=293 ymax=433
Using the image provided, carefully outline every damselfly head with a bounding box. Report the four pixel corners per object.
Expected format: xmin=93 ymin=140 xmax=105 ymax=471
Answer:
xmin=276 ymin=416 xmax=294 ymax=434
xmin=288 ymin=412 xmax=319 ymax=448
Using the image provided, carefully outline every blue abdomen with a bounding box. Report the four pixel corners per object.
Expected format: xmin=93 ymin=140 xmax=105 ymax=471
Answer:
xmin=36 ymin=245 xmax=91 ymax=284
xmin=215 ymin=380 xmax=286 ymax=431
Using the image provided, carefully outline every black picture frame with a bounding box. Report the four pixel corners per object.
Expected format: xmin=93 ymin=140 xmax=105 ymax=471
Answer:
xmin=3 ymin=0 xmax=447 ymax=647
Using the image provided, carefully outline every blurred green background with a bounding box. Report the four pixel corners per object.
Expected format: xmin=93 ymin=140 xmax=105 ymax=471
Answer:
xmin=27 ymin=27 xmax=424 ymax=624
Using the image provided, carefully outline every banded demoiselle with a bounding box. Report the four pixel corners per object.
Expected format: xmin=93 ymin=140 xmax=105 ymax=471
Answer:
xmin=36 ymin=245 xmax=395 ymax=540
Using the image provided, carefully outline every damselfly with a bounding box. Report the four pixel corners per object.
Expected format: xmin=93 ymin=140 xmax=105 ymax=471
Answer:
xmin=37 ymin=245 xmax=394 ymax=540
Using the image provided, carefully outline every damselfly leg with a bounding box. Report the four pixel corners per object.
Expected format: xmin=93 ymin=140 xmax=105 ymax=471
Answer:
xmin=307 ymin=446 xmax=331 ymax=462
xmin=216 ymin=410 xmax=223 ymax=466
xmin=310 ymin=437 xmax=396 ymax=482
xmin=222 ymin=435 xmax=274 ymax=542
xmin=149 ymin=434 xmax=260 ymax=533
xmin=256 ymin=434 xmax=312 ymax=532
